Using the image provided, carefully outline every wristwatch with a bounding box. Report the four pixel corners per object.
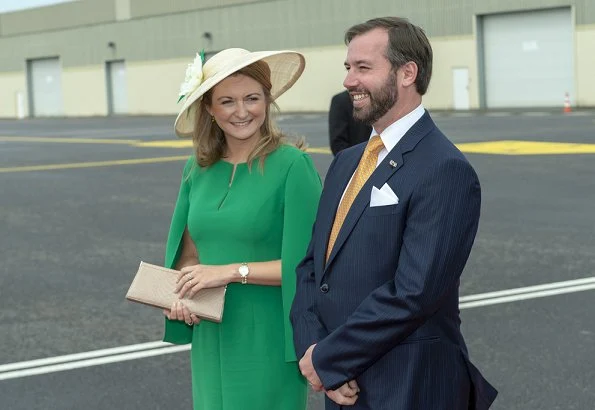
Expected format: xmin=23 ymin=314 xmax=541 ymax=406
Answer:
xmin=238 ymin=263 xmax=250 ymax=285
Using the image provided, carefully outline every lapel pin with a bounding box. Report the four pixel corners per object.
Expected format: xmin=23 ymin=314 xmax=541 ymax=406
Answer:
xmin=389 ymin=160 xmax=398 ymax=168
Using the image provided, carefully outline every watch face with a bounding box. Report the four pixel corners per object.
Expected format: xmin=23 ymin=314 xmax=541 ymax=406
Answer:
xmin=239 ymin=265 xmax=249 ymax=276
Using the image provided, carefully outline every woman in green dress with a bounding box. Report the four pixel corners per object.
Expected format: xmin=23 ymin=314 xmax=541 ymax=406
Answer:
xmin=162 ymin=48 xmax=322 ymax=410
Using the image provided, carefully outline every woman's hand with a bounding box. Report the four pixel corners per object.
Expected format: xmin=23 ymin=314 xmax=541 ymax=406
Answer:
xmin=175 ymin=264 xmax=231 ymax=299
xmin=163 ymin=301 xmax=200 ymax=326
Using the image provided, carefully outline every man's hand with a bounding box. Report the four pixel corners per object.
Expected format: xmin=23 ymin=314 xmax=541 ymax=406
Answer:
xmin=298 ymin=344 xmax=324 ymax=391
xmin=326 ymin=380 xmax=360 ymax=406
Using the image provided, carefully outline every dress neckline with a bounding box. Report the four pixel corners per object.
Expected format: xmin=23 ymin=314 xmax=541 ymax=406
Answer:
xmin=220 ymin=160 xmax=248 ymax=166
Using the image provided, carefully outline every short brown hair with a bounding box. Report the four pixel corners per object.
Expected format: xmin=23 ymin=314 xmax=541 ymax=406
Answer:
xmin=345 ymin=17 xmax=433 ymax=95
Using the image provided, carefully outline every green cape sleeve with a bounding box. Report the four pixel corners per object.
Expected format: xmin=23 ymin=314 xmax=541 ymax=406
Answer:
xmin=281 ymin=153 xmax=322 ymax=361
xmin=162 ymin=157 xmax=195 ymax=345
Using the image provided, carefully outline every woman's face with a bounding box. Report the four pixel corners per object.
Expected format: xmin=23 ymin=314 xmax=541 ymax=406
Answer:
xmin=207 ymin=74 xmax=267 ymax=145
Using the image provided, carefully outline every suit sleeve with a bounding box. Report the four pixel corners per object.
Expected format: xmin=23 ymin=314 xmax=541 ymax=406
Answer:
xmin=289 ymin=228 xmax=325 ymax=360
xmin=162 ymin=157 xmax=195 ymax=345
xmin=281 ymin=153 xmax=322 ymax=361
xmin=328 ymin=94 xmax=351 ymax=156
xmin=313 ymin=158 xmax=482 ymax=389
xmin=290 ymin=151 xmax=345 ymax=359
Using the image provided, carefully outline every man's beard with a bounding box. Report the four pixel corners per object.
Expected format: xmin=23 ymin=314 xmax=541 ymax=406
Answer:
xmin=352 ymin=74 xmax=398 ymax=125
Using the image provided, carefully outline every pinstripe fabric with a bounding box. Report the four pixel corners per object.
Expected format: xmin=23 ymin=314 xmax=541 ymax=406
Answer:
xmin=291 ymin=112 xmax=497 ymax=410
xmin=326 ymin=135 xmax=383 ymax=261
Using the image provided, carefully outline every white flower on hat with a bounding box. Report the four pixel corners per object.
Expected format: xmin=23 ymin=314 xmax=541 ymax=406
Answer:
xmin=178 ymin=52 xmax=205 ymax=102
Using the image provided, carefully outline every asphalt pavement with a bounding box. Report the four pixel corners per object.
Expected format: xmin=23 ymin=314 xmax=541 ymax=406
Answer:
xmin=0 ymin=109 xmax=594 ymax=409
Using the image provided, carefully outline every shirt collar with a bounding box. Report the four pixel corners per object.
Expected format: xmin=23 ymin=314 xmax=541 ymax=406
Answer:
xmin=371 ymin=104 xmax=425 ymax=153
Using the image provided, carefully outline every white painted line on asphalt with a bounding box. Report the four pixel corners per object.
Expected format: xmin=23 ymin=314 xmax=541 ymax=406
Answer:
xmin=0 ymin=276 xmax=593 ymax=380
xmin=485 ymin=112 xmax=512 ymax=117
xmin=0 ymin=340 xmax=169 ymax=373
xmin=460 ymin=283 xmax=595 ymax=309
xmin=522 ymin=112 xmax=550 ymax=116
xmin=460 ymin=276 xmax=595 ymax=302
xmin=565 ymin=111 xmax=592 ymax=116
xmin=0 ymin=345 xmax=189 ymax=381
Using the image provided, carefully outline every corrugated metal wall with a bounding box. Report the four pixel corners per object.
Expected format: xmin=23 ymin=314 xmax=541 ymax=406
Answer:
xmin=0 ymin=0 xmax=114 ymax=36
xmin=129 ymin=0 xmax=270 ymax=19
xmin=0 ymin=0 xmax=593 ymax=72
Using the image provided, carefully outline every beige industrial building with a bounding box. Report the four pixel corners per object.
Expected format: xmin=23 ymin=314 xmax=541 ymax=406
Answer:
xmin=0 ymin=0 xmax=593 ymax=118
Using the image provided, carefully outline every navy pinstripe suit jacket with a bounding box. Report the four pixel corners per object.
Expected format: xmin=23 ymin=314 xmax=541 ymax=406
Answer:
xmin=291 ymin=112 xmax=497 ymax=409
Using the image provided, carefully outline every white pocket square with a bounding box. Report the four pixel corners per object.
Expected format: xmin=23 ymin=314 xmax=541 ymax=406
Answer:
xmin=370 ymin=183 xmax=399 ymax=207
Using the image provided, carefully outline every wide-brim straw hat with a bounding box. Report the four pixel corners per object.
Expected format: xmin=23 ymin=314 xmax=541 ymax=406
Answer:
xmin=174 ymin=48 xmax=305 ymax=137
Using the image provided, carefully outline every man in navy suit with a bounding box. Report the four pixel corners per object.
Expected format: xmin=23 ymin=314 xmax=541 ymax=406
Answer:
xmin=291 ymin=17 xmax=498 ymax=409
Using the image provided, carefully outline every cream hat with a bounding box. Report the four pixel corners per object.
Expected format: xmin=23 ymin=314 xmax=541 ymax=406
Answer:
xmin=174 ymin=48 xmax=305 ymax=137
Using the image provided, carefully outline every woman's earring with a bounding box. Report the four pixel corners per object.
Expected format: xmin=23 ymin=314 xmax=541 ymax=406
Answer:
xmin=211 ymin=116 xmax=215 ymax=123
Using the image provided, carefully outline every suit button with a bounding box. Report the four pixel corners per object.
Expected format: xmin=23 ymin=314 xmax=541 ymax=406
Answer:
xmin=320 ymin=283 xmax=329 ymax=293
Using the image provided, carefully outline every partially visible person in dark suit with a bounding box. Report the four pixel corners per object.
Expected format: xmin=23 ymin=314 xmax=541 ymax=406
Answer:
xmin=291 ymin=16 xmax=498 ymax=409
xmin=328 ymin=90 xmax=372 ymax=155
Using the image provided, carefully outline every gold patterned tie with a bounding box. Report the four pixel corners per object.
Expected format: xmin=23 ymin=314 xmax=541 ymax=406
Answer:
xmin=326 ymin=135 xmax=384 ymax=261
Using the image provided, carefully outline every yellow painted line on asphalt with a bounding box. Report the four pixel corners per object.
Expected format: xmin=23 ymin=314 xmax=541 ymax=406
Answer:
xmin=2 ymin=136 xmax=333 ymax=153
xmin=456 ymin=140 xmax=595 ymax=155
xmin=133 ymin=140 xmax=192 ymax=148
xmin=133 ymin=141 xmax=334 ymax=155
xmin=4 ymin=135 xmax=594 ymax=158
xmin=307 ymin=147 xmax=333 ymax=155
xmin=0 ymin=136 xmax=139 ymax=144
xmin=0 ymin=156 xmax=189 ymax=173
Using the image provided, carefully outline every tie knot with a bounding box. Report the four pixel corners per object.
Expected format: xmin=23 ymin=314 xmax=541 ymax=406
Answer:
xmin=366 ymin=135 xmax=384 ymax=154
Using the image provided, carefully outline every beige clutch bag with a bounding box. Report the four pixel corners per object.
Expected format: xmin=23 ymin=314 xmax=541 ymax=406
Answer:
xmin=126 ymin=261 xmax=226 ymax=323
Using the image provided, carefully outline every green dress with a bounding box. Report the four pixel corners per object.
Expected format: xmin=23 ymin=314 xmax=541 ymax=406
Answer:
xmin=162 ymin=145 xmax=322 ymax=410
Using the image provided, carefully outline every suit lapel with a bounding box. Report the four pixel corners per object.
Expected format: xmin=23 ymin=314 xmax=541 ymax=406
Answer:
xmin=324 ymin=112 xmax=436 ymax=273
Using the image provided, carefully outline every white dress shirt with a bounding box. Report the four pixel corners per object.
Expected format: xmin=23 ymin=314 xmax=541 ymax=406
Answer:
xmin=339 ymin=104 xmax=425 ymax=203
xmin=374 ymin=104 xmax=425 ymax=166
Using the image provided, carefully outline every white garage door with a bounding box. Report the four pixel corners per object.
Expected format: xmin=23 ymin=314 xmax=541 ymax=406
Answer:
xmin=28 ymin=57 xmax=64 ymax=117
xmin=483 ymin=8 xmax=573 ymax=108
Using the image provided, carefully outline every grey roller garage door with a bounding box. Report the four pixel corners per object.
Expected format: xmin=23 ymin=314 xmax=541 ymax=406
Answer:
xmin=482 ymin=8 xmax=573 ymax=108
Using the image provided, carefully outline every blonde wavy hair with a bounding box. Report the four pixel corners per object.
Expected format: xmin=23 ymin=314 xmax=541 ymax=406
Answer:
xmin=190 ymin=60 xmax=305 ymax=171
